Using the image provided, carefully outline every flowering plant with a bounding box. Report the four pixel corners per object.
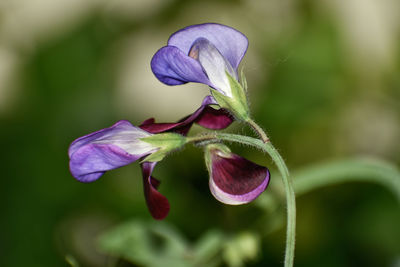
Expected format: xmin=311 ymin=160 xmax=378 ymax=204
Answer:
xmin=68 ymin=23 xmax=296 ymax=266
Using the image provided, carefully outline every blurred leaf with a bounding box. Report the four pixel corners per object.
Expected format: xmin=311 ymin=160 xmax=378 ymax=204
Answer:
xmin=149 ymin=222 xmax=189 ymax=256
xmin=98 ymin=220 xmax=190 ymax=267
xmin=192 ymin=230 xmax=225 ymax=266
xmin=65 ymin=254 xmax=79 ymax=267
xmin=222 ymin=232 xmax=260 ymax=267
xmin=99 ymin=220 xmax=232 ymax=267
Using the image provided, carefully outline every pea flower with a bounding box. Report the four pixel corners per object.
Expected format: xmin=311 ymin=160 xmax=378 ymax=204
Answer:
xmin=69 ymin=120 xmax=161 ymax=183
xmin=204 ymin=144 xmax=270 ymax=205
xmin=151 ymin=23 xmax=250 ymax=121
xmin=68 ymin=97 xmax=233 ymax=219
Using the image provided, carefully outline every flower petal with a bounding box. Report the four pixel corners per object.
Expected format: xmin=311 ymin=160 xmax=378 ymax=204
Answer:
xmin=141 ymin=162 xmax=170 ymax=220
xmin=139 ymin=118 xmax=185 ymax=134
xmin=151 ymin=46 xmax=211 ymax=86
xmin=69 ymin=120 xmax=157 ymax=183
xmin=209 ymin=150 xmax=270 ymax=205
xmin=139 ymin=96 xmax=233 ymax=135
xmin=168 ymin=23 xmax=248 ymax=71
xmin=189 ymin=38 xmax=236 ymax=96
xmin=194 ymin=105 xmax=233 ymax=129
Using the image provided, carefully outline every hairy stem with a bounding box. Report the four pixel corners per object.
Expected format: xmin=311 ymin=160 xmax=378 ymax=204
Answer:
xmin=247 ymin=118 xmax=269 ymax=143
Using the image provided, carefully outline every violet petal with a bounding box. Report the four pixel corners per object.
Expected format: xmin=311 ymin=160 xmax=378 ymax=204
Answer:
xmin=209 ymin=151 xmax=270 ymax=205
xmin=141 ymin=162 xmax=170 ymax=220
xmin=168 ymin=23 xmax=248 ymax=71
xmin=151 ymin=46 xmax=211 ymax=86
xmin=69 ymin=120 xmax=157 ymax=183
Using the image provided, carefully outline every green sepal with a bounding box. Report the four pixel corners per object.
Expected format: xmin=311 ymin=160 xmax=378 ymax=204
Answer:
xmin=204 ymin=143 xmax=232 ymax=174
xmin=240 ymin=68 xmax=248 ymax=92
xmin=211 ymin=71 xmax=250 ymax=121
xmin=140 ymin=133 xmax=186 ymax=162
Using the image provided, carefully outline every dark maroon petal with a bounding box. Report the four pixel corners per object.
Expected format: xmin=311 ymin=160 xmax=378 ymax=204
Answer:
xmin=139 ymin=118 xmax=156 ymax=127
xmin=195 ymin=106 xmax=233 ymax=129
xmin=141 ymin=162 xmax=170 ymax=220
xmin=139 ymin=96 xmax=233 ymax=136
xmin=209 ymin=149 xmax=270 ymax=205
xmin=139 ymin=118 xmax=183 ymax=134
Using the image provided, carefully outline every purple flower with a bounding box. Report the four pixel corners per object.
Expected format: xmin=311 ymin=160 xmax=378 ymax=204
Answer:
xmin=151 ymin=23 xmax=248 ymax=98
xmin=205 ymin=144 xmax=270 ymax=205
xmin=68 ymin=97 xmax=233 ymax=220
xmin=68 ymin=121 xmax=175 ymax=220
xmin=69 ymin=120 xmax=159 ymax=183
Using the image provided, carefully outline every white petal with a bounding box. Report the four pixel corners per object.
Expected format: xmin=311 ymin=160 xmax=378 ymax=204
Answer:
xmin=189 ymin=38 xmax=237 ymax=97
xmin=209 ymin=177 xmax=248 ymax=205
xmin=93 ymin=125 xmax=157 ymax=155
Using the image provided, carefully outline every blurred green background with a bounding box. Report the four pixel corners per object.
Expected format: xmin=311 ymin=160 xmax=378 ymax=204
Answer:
xmin=1 ymin=0 xmax=399 ymax=266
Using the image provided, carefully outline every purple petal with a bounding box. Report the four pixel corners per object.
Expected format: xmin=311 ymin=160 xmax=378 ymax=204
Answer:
xmin=151 ymin=46 xmax=212 ymax=86
xmin=201 ymin=95 xmax=218 ymax=105
xmin=209 ymin=151 xmax=270 ymax=205
xmin=69 ymin=120 xmax=156 ymax=183
xmin=168 ymin=23 xmax=248 ymax=71
xmin=141 ymin=162 xmax=170 ymax=220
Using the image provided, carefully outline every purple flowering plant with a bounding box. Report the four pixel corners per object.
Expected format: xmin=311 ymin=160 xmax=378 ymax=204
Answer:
xmin=68 ymin=23 xmax=296 ymax=266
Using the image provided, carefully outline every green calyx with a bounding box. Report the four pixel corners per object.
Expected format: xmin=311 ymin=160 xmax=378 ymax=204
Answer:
xmin=140 ymin=133 xmax=186 ymax=162
xmin=211 ymin=71 xmax=250 ymax=121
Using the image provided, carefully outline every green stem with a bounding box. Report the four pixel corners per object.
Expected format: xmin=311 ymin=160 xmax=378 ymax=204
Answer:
xmin=247 ymin=118 xmax=269 ymax=143
xmin=188 ymin=132 xmax=296 ymax=267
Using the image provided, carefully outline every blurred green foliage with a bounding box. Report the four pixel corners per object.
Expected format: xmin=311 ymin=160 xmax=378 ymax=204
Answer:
xmin=0 ymin=0 xmax=399 ymax=266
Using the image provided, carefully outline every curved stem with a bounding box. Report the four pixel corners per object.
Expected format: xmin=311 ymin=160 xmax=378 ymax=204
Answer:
xmin=188 ymin=132 xmax=296 ymax=267
xmin=247 ymin=118 xmax=269 ymax=143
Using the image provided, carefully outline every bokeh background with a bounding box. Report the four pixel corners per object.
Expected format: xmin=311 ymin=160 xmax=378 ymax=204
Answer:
xmin=1 ymin=0 xmax=399 ymax=266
